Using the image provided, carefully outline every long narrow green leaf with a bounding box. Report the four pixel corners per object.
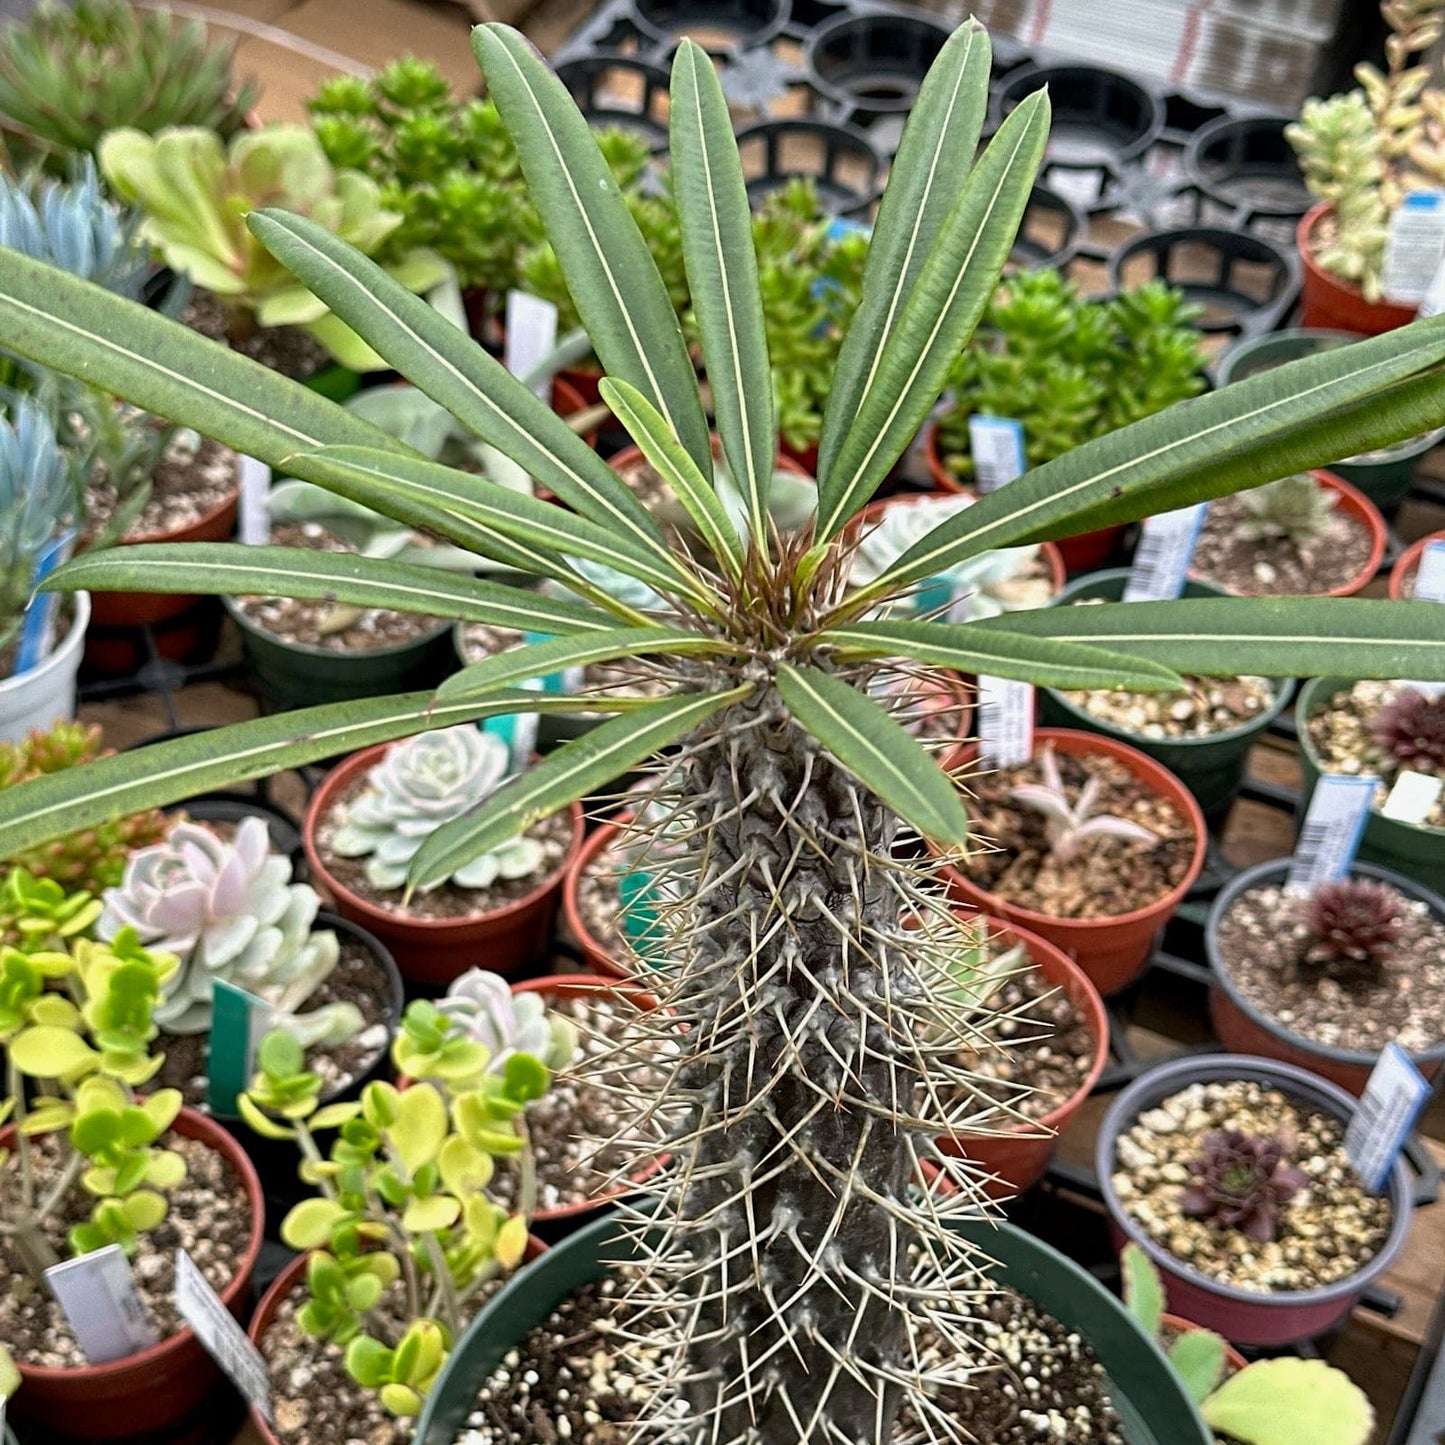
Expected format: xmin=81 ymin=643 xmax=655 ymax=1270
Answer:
xmin=286 ymin=446 xmax=714 ymax=609
xmin=817 ymin=20 xmax=991 ymax=485
xmin=859 ymin=319 xmax=1445 ymax=602
xmin=814 ymin=90 xmax=1049 ymax=541
xmin=248 ymin=210 xmax=666 ymax=551
xmin=41 ymin=544 xmax=620 ymax=632
xmin=408 ymin=687 xmax=749 ymax=890
xmin=974 ymin=597 xmax=1445 ymax=680
xmin=0 ymin=250 xmax=400 ymax=467
xmin=670 ymin=38 xmax=774 ymax=542
xmin=775 ymin=664 xmax=968 ymax=843
xmin=437 ymin=627 xmax=733 ymax=700
xmin=472 ymin=24 xmax=712 ymax=474
xmin=0 ymin=690 xmax=615 ymax=859
xmin=822 ymin=618 xmax=1184 ymax=692
xmin=599 ymin=378 xmax=743 ymax=578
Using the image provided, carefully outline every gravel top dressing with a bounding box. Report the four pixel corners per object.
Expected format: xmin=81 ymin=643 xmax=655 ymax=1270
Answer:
xmin=1190 ymin=491 xmax=1371 ymax=596
xmin=1061 ymin=676 xmax=1275 ymax=740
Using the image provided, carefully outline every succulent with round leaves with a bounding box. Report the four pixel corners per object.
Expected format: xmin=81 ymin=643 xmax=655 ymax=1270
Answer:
xmin=1233 ymin=474 xmax=1340 ymax=549
xmin=1008 ymin=744 xmax=1162 ymax=864
xmin=1180 ymin=1129 xmax=1308 ymax=1244
xmin=328 ymin=727 xmax=544 ymax=893
xmin=1371 ymin=686 xmax=1445 ymax=773
xmin=1299 ymin=877 xmax=1406 ymax=974
xmin=0 ymin=867 xmax=101 ymax=951
xmin=98 ymin=816 xmax=359 ymax=1044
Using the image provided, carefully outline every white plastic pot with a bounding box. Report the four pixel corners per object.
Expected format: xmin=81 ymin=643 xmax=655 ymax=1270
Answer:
xmin=0 ymin=591 xmax=90 ymax=744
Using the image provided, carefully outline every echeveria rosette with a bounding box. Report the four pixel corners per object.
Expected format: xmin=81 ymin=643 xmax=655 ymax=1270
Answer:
xmin=1301 ymin=878 xmax=1405 ymax=974
xmin=437 ymin=968 xmax=578 ymax=1073
xmin=1372 ymin=687 xmax=1445 ymax=774
xmin=1180 ymin=1129 xmax=1309 ymax=1244
xmin=329 ymin=727 xmax=544 ymax=892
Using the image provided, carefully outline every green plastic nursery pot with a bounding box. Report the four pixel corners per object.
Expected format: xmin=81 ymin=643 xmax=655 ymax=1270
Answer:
xmin=1096 ymin=1054 xmax=1413 ymax=1346
xmin=1215 ymin=329 xmax=1444 ymax=511
xmin=1205 ymin=856 xmax=1445 ymax=1094
xmin=226 ymin=596 xmax=457 ymax=711
xmin=938 ymin=729 xmax=1209 ymax=997
xmin=1297 ymin=204 xmax=1418 ymax=337
xmin=1296 ymin=676 xmax=1445 ymax=894
xmin=413 ymin=1208 xmax=1212 ymax=1445
xmin=1390 ymin=529 xmax=1445 ymax=597
xmin=3 ymin=1107 xmax=264 ymax=1443
xmin=1037 ymin=570 xmax=1295 ymax=818
xmin=303 ymin=742 xmax=585 ymax=986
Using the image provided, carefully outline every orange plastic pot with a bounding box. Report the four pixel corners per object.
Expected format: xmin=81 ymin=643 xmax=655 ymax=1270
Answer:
xmin=932 ymin=911 xmax=1108 ymax=1199
xmin=1161 ymin=1314 xmax=1247 ymax=1373
xmin=5 ymin=1106 xmax=264 ymax=1442
xmin=1298 ymin=203 xmax=1418 ymax=336
xmin=303 ymin=744 xmax=584 ymax=987
xmin=562 ymin=815 xmax=634 ymax=979
xmin=923 ymin=420 xmax=1124 ymax=574
xmin=937 ymin=729 xmax=1208 ymax=996
xmin=1390 ymin=528 xmax=1445 ymax=598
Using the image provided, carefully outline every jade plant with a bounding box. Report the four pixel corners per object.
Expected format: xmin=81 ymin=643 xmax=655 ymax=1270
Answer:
xmin=1233 ymin=473 xmax=1339 ymax=548
xmin=241 ymin=1020 xmax=547 ymax=1415
xmin=98 ymin=816 xmax=361 ymax=1044
xmin=1299 ymin=877 xmax=1405 ymax=975
xmin=1122 ymin=1244 xmax=1373 ymax=1445
xmin=97 ymin=125 xmax=449 ymax=371
xmin=1180 ymin=1130 xmax=1308 ymax=1243
xmin=0 ymin=0 xmax=255 ymax=172
xmin=0 ymin=921 xmax=185 ymax=1282
xmin=6 ymin=18 xmax=1445 ymax=1440
xmin=1008 ymin=743 xmax=1161 ymax=863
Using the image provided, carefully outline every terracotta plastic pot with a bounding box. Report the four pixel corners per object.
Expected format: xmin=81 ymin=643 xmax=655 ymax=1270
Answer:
xmin=1205 ymin=856 xmax=1445 ymax=1094
xmin=1096 ymin=1054 xmax=1413 ymax=1346
xmin=923 ymin=419 xmax=1124 ymax=573
xmin=304 ymin=743 xmax=583 ymax=986
xmin=938 ymin=729 xmax=1208 ymax=996
xmin=1390 ymin=529 xmax=1445 ymax=598
xmin=1297 ymin=204 xmax=1418 ymax=336
xmin=0 ymin=592 xmax=89 ymax=746
xmin=562 ymin=816 xmax=634 ymax=979
xmin=5 ymin=1106 xmax=264 ymax=1442
xmin=931 ymin=911 xmax=1108 ymax=1199
xmin=1190 ymin=469 xmax=1386 ymax=599
xmin=1161 ymin=1314 xmax=1248 ymax=1374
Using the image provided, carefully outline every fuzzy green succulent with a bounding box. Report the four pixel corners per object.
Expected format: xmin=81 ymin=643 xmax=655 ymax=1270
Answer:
xmin=1233 ymin=474 xmax=1339 ymax=548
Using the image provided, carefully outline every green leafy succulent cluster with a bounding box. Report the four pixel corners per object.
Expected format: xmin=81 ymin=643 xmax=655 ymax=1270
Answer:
xmin=937 ymin=270 xmax=1205 ymax=483
xmin=241 ymin=1013 xmax=548 ymax=1416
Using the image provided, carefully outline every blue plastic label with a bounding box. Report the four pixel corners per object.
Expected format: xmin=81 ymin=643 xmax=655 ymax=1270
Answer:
xmin=1346 ymin=1042 xmax=1430 ymax=1193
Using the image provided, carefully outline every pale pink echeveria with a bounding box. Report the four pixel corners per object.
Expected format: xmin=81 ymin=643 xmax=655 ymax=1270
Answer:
xmin=436 ymin=968 xmax=577 ymax=1072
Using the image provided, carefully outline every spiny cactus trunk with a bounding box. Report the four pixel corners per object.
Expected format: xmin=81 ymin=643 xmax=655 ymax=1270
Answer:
xmin=628 ymin=693 xmax=981 ymax=1445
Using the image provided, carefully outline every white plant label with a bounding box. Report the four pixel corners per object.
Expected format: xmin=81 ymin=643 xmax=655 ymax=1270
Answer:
xmin=504 ymin=290 xmax=559 ymax=398
xmin=1346 ymin=1042 xmax=1430 ymax=1192
xmin=1414 ymin=540 xmax=1445 ymax=601
xmin=967 ymin=416 xmax=1026 ymax=494
xmin=1381 ymin=769 xmax=1444 ymax=825
xmin=976 ymin=676 xmax=1034 ymax=768
xmin=1382 ymin=190 xmax=1445 ymax=305
xmin=176 ymin=1250 xmax=273 ymax=1423
xmin=1286 ymin=773 xmax=1378 ymax=892
xmin=238 ymin=455 xmax=272 ymax=546
xmin=1122 ymin=503 xmax=1206 ymax=602
xmin=1419 ymin=247 xmax=1445 ymax=318
xmin=46 ymin=1245 xmax=159 ymax=1363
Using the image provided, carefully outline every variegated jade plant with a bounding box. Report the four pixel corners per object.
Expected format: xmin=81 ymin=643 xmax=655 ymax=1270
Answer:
xmin=2 ymin=20 xmax=1445 ymax=1442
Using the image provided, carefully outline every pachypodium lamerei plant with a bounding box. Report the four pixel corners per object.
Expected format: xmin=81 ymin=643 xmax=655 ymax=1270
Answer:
xmin=1372 ymin=685 xmax=1445 ymax=772
xmin=1298 ymin=877 xmax=1405 ymax=975
xmin=1121 ymin=1244 xmax=1374 ymax=1445
xmin=97 ymin=125 xmax=449 ymax=371
xmin=1180 ymin=1130 xmax=1309 ymax=1243
xmin=1007 ymin=743 xmax=1161 ymax=863
xmin=241 ymin=1024 xmax=544 ymax=1415
xmin=0 ymin=922 xmax=185 ymax=1283
xmin=98 ymin=816 xmax=360 ymax=1044
xmin=328 ymin=726 xmax=545 ymax=892
xmin=6 ymin=17 xmax=1445 ymax=1440
xmin=1233 ymin=473 xmax=1340 ymax=549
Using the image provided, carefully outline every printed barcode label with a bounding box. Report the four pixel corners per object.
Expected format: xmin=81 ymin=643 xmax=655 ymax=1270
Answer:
xmin=46 ymin=1245 xmax=159 ymax=1363
xmin=1122 ymin=504 xmax=1206 ymax=602
xmin=1414 ymin=540 xmax=1445 ymax=602
xmin=976 ymin=676 xmax=1034 ymax=768
xmin=1346 ymin=1042 xmax=1430 ymax=1192
xmin=968 ymin=416 xmax=1027 ymax=494
xmin=1383 ymin=190 xmax=1445 ymax=305
xmin=176 ymin=1250 xmax=273 ymax=1422
xmin=1286 ymin=773 xmax=1378 ymax=891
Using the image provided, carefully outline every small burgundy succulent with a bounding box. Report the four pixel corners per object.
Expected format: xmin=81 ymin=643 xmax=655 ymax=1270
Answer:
xmin=1180 ymin=1130 xmax=1308 ymax=1243
xmin=1300 ymin=878 xmax=1404 ymax=974
xmin=1371 ymin=687 xmax=1445 ymax=774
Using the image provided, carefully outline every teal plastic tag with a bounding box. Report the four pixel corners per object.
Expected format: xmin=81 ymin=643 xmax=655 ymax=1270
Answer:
xmin=618 ymin=868 xmax=664 ymax=965
xmin=208 ymin=979 xmax=270 ymax=1116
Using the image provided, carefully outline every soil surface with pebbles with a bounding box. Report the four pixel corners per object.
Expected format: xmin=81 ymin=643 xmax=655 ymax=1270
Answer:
xmin=1060 ymin=675 xmax=1274 ymax=741
xmin=1214 ymin=879 xmax=1445 ymax=1055
xmin=452 ymin=1275 xmax=1127 ymax=1445
xmin=85 ymin=432 xmax=239 ymax=541
xmin=0 ymin=1133 xmax=250 ymax=1367
xmin=1112 ymin=1079 xmax=1392 ymax=1293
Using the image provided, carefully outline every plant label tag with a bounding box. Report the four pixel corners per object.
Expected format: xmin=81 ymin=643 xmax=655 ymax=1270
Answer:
xmin=45 ymin=1245 xmax=159 ymax=1363
xmin=176 ymin=1250 xmax=273 ymax=1423
xmin=976 ymin=676 xmax=1034 ymax=768
xmin=1346 ymin=1042 xmax=1430 ymax=1193
xmin=208 ymin=979 xmax=272 ymax=1116
xmin=1286 ymin=773 xmax=1378 ymax=892
xmin=505 ymin=291 xmax=559 ymax=398
xmin=238 ymin=455 xmax=272 ymax=545
xmin=967 ymin=417 xmax=1026 ymax=494
xmin=1419 ymin=248 xmax=1445 ymax=318
xmin=1413 ymin=540 xmax=1445 ymax=601
xmin=1382 ymin=190 xmax=1445 ymax=305
xmin=1123 ymin=504 xmax=1206 ymax=602
xmin=618 ymin=868 xmax=664 ymax=959
xmin=1381 ymin=769 xmax=1443 ymax=824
